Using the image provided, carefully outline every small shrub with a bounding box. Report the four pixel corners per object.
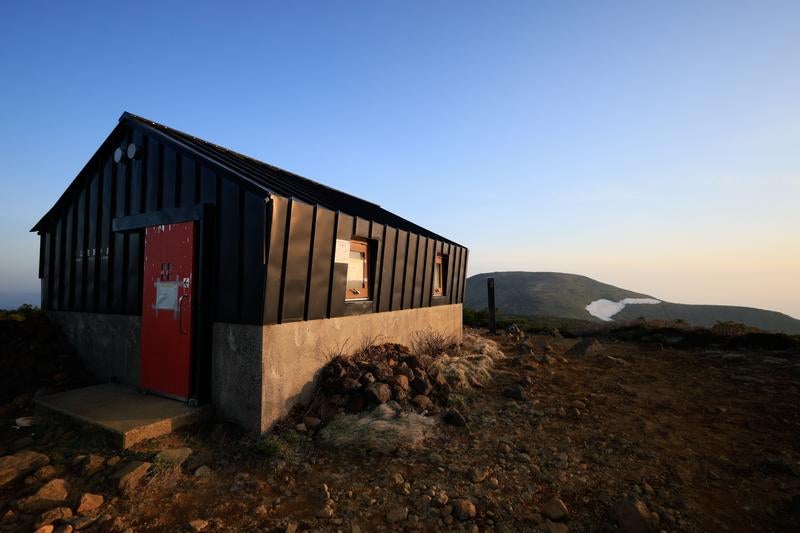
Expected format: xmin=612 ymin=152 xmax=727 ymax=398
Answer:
xmin=246 ymin=435 xmax=290 ymax=458
xmin=357 ymin=334 xmax=384 ymax=358
xmin=442 ymin=392 xmax=468 ymax=411
xmin=323 ymin=339 xmax=352 ymax=364
xmin=411 ymin=329 xmax=458 ymax=358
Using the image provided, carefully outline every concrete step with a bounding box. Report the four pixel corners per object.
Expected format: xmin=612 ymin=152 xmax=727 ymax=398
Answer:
xmin=35 ymin=383 xmax=210 ymax=448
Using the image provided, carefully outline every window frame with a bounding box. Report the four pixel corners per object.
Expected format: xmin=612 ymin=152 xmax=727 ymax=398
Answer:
xmin=345 ymin=239 xmax=371 ymax=301
xmin=433 ymin=254 xmax=447 ymax=297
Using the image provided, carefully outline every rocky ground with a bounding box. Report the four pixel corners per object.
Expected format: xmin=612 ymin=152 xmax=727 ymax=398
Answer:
xmin=1 ymin=316 xmax=799 ymax=532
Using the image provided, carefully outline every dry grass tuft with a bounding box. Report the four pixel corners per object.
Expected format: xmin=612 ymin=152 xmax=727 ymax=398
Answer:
xmin=428 ymin=333 xmax=506 ymax=391
xmin=318 ymin=403 xmax=435 ymax=454
xmin=459 ymin=333 xmax=505 ymax=359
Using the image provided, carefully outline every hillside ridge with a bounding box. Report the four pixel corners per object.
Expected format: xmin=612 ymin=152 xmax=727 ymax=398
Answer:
xmin=464 ymin=271 xmax=800 ymax=334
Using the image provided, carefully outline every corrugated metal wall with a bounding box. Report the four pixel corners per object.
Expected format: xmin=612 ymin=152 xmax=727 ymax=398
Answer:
xmin=262 ymin=196 xmax=468 ymax=325
xmin=37 ymin=123 xmax=267 ymax=325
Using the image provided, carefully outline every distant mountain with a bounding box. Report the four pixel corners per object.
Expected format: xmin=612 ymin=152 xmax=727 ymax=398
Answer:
xmin=464 ymin=272 xmax=800 ymax=335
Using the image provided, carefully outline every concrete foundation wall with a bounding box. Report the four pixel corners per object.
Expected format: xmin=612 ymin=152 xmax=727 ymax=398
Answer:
xmin=210 ymin=322 xmax=264 ymax=431
xmin=211 ymin=304 xmax=462 ymax=432
xmin=259 ymin=303 xmax=462 ymax=432
xmin=47 ymin=311 xmax=141 ymax=386
xmin=50 ymin=304 xmax=463 ymax=434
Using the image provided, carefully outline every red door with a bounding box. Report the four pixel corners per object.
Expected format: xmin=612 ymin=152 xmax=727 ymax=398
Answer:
xmin=140 ymin=221 xmax=195 ymax=400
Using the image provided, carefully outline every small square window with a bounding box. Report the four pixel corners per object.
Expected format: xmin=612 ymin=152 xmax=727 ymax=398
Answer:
xmin=433 ymin=254 xmax=447 ymax=296
xmin=346 ymin=240 xmax=370 ymax=300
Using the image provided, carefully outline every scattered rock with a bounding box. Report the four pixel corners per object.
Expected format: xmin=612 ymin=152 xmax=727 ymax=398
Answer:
xmin=391 ymin=384 xmax=408 ymax=402
xmin=392 ymin=374 xmax=410 ymax=391
xmin=411 ymin=374 xmax=434 ymax=396
xmin=540 ymin=497 xmax=569 ymax=521
xmin=365 ymin=382 xmax=391 ymax=403
xmin=0 ymin=509 xmax=16 ymax=525
xmin=412 ymin=395 xmax=434 ymax=410
xmin=35 ymin=506 xmax=72 ymax=528
xmin=371 ymin=364 xmax=393 ymax=382
xmin=503 ymin=384 xmax=527 ymax=401
xmin=316 ymin=504 xmax=334 ymax=518
xmin=614 ymin=497 xmax=651 ymax=533
xmin=386 ymin=505 xmax=408 ymax=523
xmin=303 ymin=416 xmax=322 ymax=429
xmin=18 ymin=478 xmax=69 ymax=513
xmin=80 ymin=455 xmax=106 ymax=477
xmin=443 ymin=408 xmax=466 ymax=427
xmin=285 ymin=522 xmax=299 ymax=533
xmin=76 ymin=493 xmax=104 ymax=515
xmin=25 ymin=465 xmax=59 ymax=485
xmin=189 ymin=519 xmax=209 ymax=531
xmin=33 ymin=525 xmax=54 ymax=533
xmin=545 ymin=521 xmax=569 ymax=533
xmin=71 ymin=514 xmax=100 ymax=531
xmin=452 ymin=499 xmax=477 ymax=520
xmin=194 ymin=465 xmax=212 ymax=478
xmin=0 ymin=449 xmax=50 ymax=487
xmin=721 ymin=353 xmax=746 ymax=364
xmin=155 ymin=448 xmax=192 ymax=467
xmin=469 ymin=467 xmax=491 ymax=483
xmin=571 ymin=400 xmax=586 ymax=409
xmin=433 ymin=490 xmax=449 ymax=507
xmin=341 ymin=377 xmax=362 ymax=392
xmin=113 ymin=461 xmax=151 ymax=496
xmin=564 ymin=338 xmax=604 ymax=358
xmin=15 ymin=416 xmax=36 ymax=427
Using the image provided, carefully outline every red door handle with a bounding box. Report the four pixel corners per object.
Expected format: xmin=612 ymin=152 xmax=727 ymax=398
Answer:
xmin=178 ymin=295 xmax=190 ymax=335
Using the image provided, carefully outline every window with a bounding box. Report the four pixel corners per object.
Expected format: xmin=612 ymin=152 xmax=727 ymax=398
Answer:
xmin=346 ymin=240 xmax=370 ymax=300
xmin=433 ymin=254 xmax=447 ymax=296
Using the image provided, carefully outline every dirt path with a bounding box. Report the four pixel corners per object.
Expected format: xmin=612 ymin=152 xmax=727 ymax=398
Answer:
xmin=2 ymin=329 xmax=799 ymax=532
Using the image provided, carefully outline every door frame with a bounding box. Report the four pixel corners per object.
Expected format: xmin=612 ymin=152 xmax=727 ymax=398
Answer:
xmin=113 ymin=203 xmax=215 ymax=405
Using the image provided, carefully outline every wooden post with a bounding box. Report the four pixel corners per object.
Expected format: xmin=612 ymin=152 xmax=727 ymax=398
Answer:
xmin=487 ymin=277 xmax=496 ymax=335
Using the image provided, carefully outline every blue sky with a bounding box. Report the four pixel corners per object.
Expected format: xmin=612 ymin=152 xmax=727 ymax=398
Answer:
xmin=1 ymin=1 xmax=798 ymax=317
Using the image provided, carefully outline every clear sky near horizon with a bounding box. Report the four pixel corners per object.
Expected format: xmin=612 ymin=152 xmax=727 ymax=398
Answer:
xmin=1 ymin=1 xmax=798 ymax=318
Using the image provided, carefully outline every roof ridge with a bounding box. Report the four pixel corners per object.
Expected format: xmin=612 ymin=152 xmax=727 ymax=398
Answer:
xmin=121 ymin=112 xmax=381 ymax=208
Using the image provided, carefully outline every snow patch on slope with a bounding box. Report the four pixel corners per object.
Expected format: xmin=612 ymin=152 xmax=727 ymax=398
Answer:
xmin=586 ymin=298 xmax=661 ymax=321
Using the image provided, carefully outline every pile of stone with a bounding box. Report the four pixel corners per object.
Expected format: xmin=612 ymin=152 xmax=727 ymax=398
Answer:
xmin=313 ymin=343 xmax=449 ymax=421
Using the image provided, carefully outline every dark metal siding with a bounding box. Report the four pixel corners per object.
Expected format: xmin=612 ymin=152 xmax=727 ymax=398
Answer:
xmin=263 ymin=195 xmax=288 ymax=325
xmin=378 ymin=226 xmax=396 ymax=313
xmin=260 ymin=197 xmax=469 ymax=325
xmin=98 ymin=160 xmax=113 ymax=312
xmin=306 ymin=207 xmax=335 ymax=321
xmin=35 ymin=123 xmax=267 ymax=325
xmin=392 ymin=230 xmax=408 ymax=311
xmin=35 ymin=119 xmax=468 ymax=329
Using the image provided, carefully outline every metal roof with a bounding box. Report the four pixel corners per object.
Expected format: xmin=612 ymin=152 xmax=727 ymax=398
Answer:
xmin=123 ymin=113 xmax=455 ymax=243
xmin=33 ymin=112 xmax=459 ymax=245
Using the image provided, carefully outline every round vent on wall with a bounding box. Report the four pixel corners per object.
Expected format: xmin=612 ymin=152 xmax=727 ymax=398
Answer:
xmin=113 ymin=147 xmax=123 ymax=163
xmin=127 ymin=143 xmax=139 ymax=160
